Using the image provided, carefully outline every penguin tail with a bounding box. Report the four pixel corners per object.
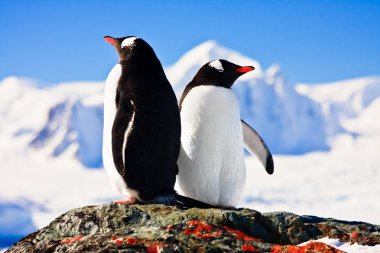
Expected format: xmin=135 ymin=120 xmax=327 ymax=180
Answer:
xmin=144 ymin=193 xmax=216 ymax=209
xmin=171 ymin=194 xmax=217 ymax=209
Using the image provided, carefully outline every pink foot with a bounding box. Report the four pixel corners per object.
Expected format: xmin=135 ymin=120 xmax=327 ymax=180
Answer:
xmin=112 ymin=196 xmax=136 ymax=204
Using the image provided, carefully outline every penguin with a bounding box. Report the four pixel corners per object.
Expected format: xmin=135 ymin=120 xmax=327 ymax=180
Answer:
xmin=103 ymin=35 xmax=214 ymax=208
xmin=177 ymin=59 xmax=274 ymax=208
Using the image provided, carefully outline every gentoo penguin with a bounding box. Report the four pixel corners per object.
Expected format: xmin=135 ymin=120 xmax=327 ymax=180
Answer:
xmin=178 ymin=59 xmax=274 ymax=207
xmin=103 ymin=35 xmax=213 ymax=208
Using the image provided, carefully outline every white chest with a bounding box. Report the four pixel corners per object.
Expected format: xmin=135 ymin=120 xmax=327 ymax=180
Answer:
xmin=177 ymin=85 xmax=246 ymax=207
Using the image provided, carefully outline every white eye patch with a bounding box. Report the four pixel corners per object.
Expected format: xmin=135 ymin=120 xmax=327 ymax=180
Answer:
xmin=209 ymin=60 xmax=224 ymax=72
xmin=121 ymin=37 xmax=138 ymax=49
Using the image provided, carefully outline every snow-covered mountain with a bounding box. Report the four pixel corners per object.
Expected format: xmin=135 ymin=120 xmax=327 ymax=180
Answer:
xmin=4 ymin=41 xmax=378 ymax=169
xmin=1 ymin=41 xmax=332 ymax=168
xmin=1 ymin=41 xmax=380 ymax=250
xmin=0 ymin=77 xmax=105 ymax=168
xmin=297 ymin=76 xmax=380 ymax=119
xmin=167 ymin=41 xmax=330 ymax=154
xmin=2 ymin=42 xmax=379 ymax=166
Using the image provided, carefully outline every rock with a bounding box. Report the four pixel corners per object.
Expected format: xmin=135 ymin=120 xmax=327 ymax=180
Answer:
xmin=6 ymin=204 xmax=380 ymax=252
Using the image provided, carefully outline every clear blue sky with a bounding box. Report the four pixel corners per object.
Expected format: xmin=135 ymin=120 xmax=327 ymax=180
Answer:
xmin=0 ymin=0 xmax=379 ymax=85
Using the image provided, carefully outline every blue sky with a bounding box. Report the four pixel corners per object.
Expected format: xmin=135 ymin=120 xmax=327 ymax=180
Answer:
xmin=0 ymin=0 xmax=379 ymax=85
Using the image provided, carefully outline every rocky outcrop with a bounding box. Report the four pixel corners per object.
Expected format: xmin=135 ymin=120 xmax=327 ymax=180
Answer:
xmin=6 ymin=204 xmax=380 ymax=252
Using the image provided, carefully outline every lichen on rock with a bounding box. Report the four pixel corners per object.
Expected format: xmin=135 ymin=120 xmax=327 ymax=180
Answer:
xmin=6 ymin=204 xmax=380 ymax=252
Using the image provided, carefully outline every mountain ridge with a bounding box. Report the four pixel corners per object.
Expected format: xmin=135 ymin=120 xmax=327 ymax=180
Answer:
xmin=1 ymin=41 xmax=379 ymax=166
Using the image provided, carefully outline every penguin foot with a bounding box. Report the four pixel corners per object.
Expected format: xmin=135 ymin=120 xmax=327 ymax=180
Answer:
xmin=112 ymin=196 xmax=136 ymax=204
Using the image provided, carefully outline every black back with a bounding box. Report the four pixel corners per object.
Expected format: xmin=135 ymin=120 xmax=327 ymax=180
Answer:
xmin=179 ymin=59 xmax=254 ymax=110
xmin=106 ymin=36 xmax=181 ymax=200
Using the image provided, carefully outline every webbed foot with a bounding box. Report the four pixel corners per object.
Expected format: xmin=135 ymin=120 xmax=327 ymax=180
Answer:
xmin=112 ymin=196 xmax=136 ymax=204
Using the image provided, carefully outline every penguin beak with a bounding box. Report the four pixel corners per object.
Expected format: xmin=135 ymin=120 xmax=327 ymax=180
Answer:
xmin=104 ymin=36 xmax=116 ymax=45
xmin=236 ymin=66 xmax=255 ymax=73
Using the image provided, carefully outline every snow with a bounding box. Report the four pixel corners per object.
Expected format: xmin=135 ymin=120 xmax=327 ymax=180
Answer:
xmin=0 ymin=41 xmax=379 ymax=251
xmin=0 ymin=77 xmax=105 ymax=169
xmin=296 ymin=76 xmax=380 ymax=137
xmin=242 ymin=131 xmax=380 ymax=224
xmin=300 ymin=237 xmax=380 ymax=253
xmin=296 ymin=76 xmax=380 ymax=115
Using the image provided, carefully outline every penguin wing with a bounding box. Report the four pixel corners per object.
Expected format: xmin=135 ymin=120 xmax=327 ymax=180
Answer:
xmin=112 ymin=96 xmax=134 ymax=177
xmin=241 ymin=119 xmax=274 ymax=174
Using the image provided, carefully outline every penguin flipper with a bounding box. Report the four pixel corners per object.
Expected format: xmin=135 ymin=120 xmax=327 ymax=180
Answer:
xmin=142 ymin=193 xmax=216 ymax=209
xmin=112 ymin=96 xmax=134 ymax=177
xmin=241 ymin=119 xmax=274 ymax=174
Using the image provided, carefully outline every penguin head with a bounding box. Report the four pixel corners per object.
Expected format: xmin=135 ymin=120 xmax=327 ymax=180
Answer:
xmin=193 ymin=60 xmax=255 ymax=88
xmin=104 ymin=35 xmax=156 ymax=62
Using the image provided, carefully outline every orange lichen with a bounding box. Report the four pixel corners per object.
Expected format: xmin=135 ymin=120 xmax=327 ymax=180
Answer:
xmin=222 ymin=225 xmax=261 ymax=242
xmin=111 ymin=237 xmax=123 ymax=245
xmin=61 ymin=235 xmax=85 ymax=244
xmin=184 ymin=220 xmax=222 ymax=239
xmin=184 ymin=228 xmax=193 ymax=235
xmin=242 ymin=244 xmax=260 ymax=252
xmin=111 ymin=236 xmax=138 ymax=245
xmin=125 ymin=237 xmax=137 ymax=244
xmin=271 ymin=241 xmax=344 ymax=253
xmin=183 ymin=220 xmax=261 ymax=242
xmin=146 ymin=243 xmax=168 ymax=253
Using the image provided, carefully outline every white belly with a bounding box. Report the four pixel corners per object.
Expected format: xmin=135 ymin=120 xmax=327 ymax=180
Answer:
xmin=102 ymin=64 xmax=136 ymax=198
xmin=177 ymin=86 xmax=246 ymax=207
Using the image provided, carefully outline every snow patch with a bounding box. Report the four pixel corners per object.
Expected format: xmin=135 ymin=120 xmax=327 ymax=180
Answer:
xmin=300 ymin=237 xmax=380 ymax=253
